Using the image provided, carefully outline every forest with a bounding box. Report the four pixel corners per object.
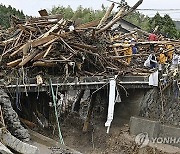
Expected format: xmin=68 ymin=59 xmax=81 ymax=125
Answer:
xmin=0 ymin=3 xmax=179 ymax=38
xmin=0 ymin=4 xmax=25 ymax=28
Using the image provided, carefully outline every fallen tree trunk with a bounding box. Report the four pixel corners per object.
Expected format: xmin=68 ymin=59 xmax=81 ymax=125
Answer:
xmin=96 ymin=0 xmax=143 ymax=34
xmin=0 ymin=88 xmax=30 ymax=141
xmin=0 ymin=141 xmax=13 ymax=154
xmin=0 ymin=128 xmax=39 ymax=154
xmin=97 ymin=3 xmax=115 ymax=28
xmin=110 ymin=54 xmax=149 ymax=59
xmin=96 ymin=7 xmax=125 ymax=34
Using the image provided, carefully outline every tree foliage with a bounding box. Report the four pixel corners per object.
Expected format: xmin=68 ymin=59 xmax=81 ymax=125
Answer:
xmin=50 ymin=5 xmax=150 ymax=30
xmin=124 ymin=11 xmax=150 ymax=31
xmin=50 ymin=5 xmax=179 ymax=39
xmin=50 ymin=5 xmax=106 ymax=24
xmin=0 ymin=3 xmax=177 ymax=39
xmin=0 ymin=4 xmax=25 ymax=28
xmin=149 ymin=13 xmax=178 ymax=38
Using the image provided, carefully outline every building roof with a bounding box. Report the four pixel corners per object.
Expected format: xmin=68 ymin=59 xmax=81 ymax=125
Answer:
xmin=109 ymin=16 xmax=141 ymax=33
xmin=120 ymin=18 xmax=141 ymax=29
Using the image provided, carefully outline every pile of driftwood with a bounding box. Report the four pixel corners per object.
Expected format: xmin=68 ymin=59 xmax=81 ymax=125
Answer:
xmin=0 ymin=0 xmax=179 ymax=80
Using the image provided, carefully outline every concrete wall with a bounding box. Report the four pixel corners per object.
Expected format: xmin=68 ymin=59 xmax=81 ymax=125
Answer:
xmin=139 ymin=87 xmax=180 ymax=127
xmin=130 ymin=116 xmax=180 ymax=148
xmin=112 ymin=89 xmax=147 ymax=126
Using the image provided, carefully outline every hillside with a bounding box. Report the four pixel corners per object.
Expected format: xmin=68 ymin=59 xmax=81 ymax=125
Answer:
xmin=0 ymin=4 xmax=25 ymax=28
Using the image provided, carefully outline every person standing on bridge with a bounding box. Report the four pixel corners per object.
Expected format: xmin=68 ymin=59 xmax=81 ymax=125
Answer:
xmin=149 ymin=53 xmax=158 ymax=69
xmin=144 ymin=53 xmax=157 ymax=69
xmin=158 ymin=48 xmax=167 ymax=71
xmin=148 ymin=32 xmax=158 ymax=41
xmin=123 ymin=39 xmax=133 ymax=65
xmin=148 ymin=31 xmax=158 ymax=52
xmin=166 ymin=44 xmax=174 ymax=62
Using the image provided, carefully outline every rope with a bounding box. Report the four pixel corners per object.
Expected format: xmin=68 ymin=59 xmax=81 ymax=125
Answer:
xmin=49 ymin=79 xmax=64 ymax=145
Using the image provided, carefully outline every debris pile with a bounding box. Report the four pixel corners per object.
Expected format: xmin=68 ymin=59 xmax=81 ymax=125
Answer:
xmin=0 ymin=0 xmax=179 ymax=153
xmin=1 ymin=0 xmax=178 ymax=81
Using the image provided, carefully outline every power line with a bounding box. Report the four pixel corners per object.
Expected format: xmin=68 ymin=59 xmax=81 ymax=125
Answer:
xmin=106 ymin=0 xmax=180 ymax=12
xmin=137 ymin=9 xmax=180 ymax=11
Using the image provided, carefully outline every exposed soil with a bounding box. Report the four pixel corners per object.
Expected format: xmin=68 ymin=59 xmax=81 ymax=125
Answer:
xmin=35 ymin=112 xmax=180 ymax=154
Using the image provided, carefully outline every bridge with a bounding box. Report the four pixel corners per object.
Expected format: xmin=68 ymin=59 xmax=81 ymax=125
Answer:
xmin=1 ymin=75 xmax=152 ymax=93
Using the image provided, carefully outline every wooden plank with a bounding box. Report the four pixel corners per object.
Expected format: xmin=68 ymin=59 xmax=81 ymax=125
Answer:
xmin=71 ymin=45 xmax=99 ymax=56
xmin=14 ymin=30 xmax=23 ymax=47
xmin=31 ymin=35 xmax=57 ymax=47
xmin=26 ymin=21 xmax=59 ymax=26
xmin=2 ymin=44 xmax=22 ymax=57
xmin=7 ymin=59 xmax=22 ymax=67
xmin=23 ymin=42 xmax=31 ymax=56
xmin=31 ymin=14 xmax=63 ymax=21
xmin=43 ymin=44 xmax=53 ymax=58
xmin=110 ymin=43 xmax=131 ymax=48
xmin=1 ymin=38 xmax=15 ymax=46
xmin=60 ymin=37 xmax=76 ymax=54
xmin=28 ymin=129 xmax=81 ymax=154
xmin=42 ymin=30 xmax=61 ymax=47
xmin=137 ymin=41 xmax=170 ymax=45
xmin=33 ymin=61 xmax=57 ymax=67
xmin=77 ymin=20 xmax=99 ymax=29
xmin=22 ymin=25 xmax=37 ymax=32
xmin=72 ymin=90 xmax=85 ymax=112
xmin=17 ymin=24 xmax=30 ymax=34
xmin=110 ymin=54 xmax=149 ymax=59
xmin=33 ymin=51 xmax=46 ymax=61
xmin=109 ymin=33 xmax=119 ymax=56
xmin=70 ymin=42 xmax=97 ymax=51
xmin=113 ymin=30 xmax=137 ymax=41
xmin=38 ymin=9 xmax=48 ymax=16
xmin=19 ymin=50 xmax=39 ymax=67
xmin=42 ymin=38 xmax=58 ymax=47
xmin=42 ymin=18 xmax=65 ymax=38
xmin=10 ymin=44 xmax=26 ymax=57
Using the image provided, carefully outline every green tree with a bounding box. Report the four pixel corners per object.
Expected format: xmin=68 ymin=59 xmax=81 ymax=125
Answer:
xmin=50 ymin=5 xmax=106 ymax=24
xmin=148 ymin=13 xmax=179 ymax=38
xmin=162 ymin=14 xmax=177 ymax=38
xmin=148 ymin=12 xmax=163 ymax=32
xmin=0 ymin=4 xmax=25 ymax=28
xmin=125 ymin=11 xmax=150 ymax=31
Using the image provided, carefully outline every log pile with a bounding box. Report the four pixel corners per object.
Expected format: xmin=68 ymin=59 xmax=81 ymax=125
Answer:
xmin=0 ymin=0 xmax=179 ymax=82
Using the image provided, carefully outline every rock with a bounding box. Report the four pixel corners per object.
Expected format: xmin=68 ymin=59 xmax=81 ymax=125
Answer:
xmin=139 ymin=86 xmax=180 ymax=128
xmin=0 ymin=88 xmax=30 ymax=141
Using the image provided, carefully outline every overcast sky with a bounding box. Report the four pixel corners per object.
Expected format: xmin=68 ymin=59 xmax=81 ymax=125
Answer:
xmin=0 ymin=0 xmax=180 ymax=20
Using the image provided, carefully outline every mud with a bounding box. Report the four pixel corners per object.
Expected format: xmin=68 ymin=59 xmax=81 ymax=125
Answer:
xmin=35 ymin=112 xmax=180 ymax=154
